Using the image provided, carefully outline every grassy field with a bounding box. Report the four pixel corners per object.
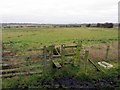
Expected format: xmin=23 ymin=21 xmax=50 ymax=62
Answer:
xmin=2 ymin=27 xmax=119 ymax=89
xmin=3 ymin=27 xmax=118 ymax=50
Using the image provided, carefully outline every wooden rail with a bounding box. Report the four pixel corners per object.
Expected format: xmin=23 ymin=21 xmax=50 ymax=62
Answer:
xmin=2 ymin=41 xmax=109 ymax=78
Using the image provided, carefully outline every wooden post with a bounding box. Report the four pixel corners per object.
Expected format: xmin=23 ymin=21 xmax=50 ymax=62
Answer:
xmin=61 ymin=44 xmax=65 ymax=66
xmin=84 ymin=50 xmax=89 ymax=74
xmin=49 ymin=45 xmax=54 ymax=73
xmin=43 ymin=46 xmax=47 ymax=76
xmin=74 ymin=41 xmax=82 ymax=66
xmin=105 ymin=45 xmax=110 ymax=61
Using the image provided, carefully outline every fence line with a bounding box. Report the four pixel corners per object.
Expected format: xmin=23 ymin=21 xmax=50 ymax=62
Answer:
xmin=2 ymin=38 xmax=118 ymax=45
xmin=1 ymin=41 xmax=111 ymax=78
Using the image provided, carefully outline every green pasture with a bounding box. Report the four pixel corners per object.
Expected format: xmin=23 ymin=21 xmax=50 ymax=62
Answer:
xmin=2 ymin=27 xmax=119 ymax=89
xmin=2 ymin=27 xmax=118 ymax=50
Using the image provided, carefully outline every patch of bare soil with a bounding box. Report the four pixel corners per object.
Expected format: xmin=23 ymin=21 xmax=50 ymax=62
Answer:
xmin=41 ymin=75 xmax=119 ymax=89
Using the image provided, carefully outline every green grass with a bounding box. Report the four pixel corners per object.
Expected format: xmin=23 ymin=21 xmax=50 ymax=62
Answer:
xmin=2 ymin=63 xmax=119 ymax=89
xmin=3 ymin=27 xmax=118 ymax=50
xmin=2 ymin=27 xmax=119 ymax=89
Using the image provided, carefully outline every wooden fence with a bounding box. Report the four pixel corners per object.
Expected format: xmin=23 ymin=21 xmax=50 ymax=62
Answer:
xmin=1 ymin=40 xmax=112 ymax=78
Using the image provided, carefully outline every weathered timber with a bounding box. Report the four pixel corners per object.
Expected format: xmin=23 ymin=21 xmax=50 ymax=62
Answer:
xmin=88 ymin=59 xmax=104 ymax=72
xmin=1 ymin=71 xmax=42 ymax=78
xmin=74 ymin=41 xmax=82 ymax=66
xmin=52 ymin=60 xmax=62 ymax=69
xmin=61 ymin=45 xmax=65 ymax=66
xmin=84 ymin=50 xmax=89 ymax=74
xmin=43 ymin=46 xmax=47 ymax=76
xmin=105 ymin=45 xmax=110 ymax=61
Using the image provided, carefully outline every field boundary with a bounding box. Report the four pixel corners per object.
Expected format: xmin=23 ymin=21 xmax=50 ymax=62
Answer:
xmin=1 ymin=40 xmax=114 ymax=78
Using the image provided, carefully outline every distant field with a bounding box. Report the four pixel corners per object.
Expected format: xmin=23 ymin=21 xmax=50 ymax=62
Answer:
xmin=3 ymin=27 xmax=118 ymax=50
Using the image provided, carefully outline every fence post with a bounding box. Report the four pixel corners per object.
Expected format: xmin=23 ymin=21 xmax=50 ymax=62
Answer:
xmin=61 ymin=44 xmax=65 ymax=66
xmin=84 ymin=50 xmax=89 ymax=75
xmin=105 ymin=45 xmax=110 ymax=61
xmin=49 ymin=45 xmax=54 ymax=73
xmin=74 ymin=41 xmax=82 ymax=66
xmin=43 ymin=46 xmax=47 ymax=76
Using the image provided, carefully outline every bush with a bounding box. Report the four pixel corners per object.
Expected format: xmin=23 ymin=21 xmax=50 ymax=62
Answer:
xmin=86 ymin=24 xmax=91 ymax=27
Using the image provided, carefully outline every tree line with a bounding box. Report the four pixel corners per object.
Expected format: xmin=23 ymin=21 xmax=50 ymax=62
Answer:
xmin=3 ymin=23 xmax=115 ymax=28
xmin=86 ymin=23 xmax=114 ymax=28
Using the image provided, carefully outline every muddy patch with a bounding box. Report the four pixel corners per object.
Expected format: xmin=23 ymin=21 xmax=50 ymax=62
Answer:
xmin=41 ymin=76 xmax=119 ymax=89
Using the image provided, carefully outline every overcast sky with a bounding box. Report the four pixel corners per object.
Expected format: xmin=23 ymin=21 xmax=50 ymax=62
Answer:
xmin=0 ymin=0 xmax=119 ymax=24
